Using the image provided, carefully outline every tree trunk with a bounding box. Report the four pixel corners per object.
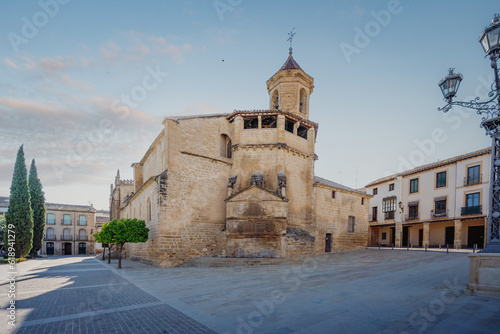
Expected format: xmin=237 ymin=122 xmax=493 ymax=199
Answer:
xmin=102 ymin=246 xmax=106 ymax=261
xmin=118 ymin=244 xmax=123 ymax=269
xmin=108 ymin=244 xmax=113 ymax=263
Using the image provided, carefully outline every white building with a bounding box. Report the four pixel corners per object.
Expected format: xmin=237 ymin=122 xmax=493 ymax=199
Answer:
xmin=366 ymin=148 xmax=490 ymax=249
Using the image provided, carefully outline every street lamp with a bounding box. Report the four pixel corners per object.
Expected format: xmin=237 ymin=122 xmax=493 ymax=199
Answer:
xmin=438 ymin=14 xmax=500 ymax=252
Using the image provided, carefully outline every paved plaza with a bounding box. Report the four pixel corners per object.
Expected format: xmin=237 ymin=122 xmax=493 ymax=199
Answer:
xmin=1 ymin=249 xmax=500 ymax=333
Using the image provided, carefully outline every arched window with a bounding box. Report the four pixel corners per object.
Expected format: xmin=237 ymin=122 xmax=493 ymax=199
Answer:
xmin=220 ymin=134 xmax=232 ymax=158
xmin=46 ymin=227 xmax=54 ymax=239
xmin=271 ymin=90 xmax=279 ymax=109
xmin=79 ymin=229 xmax=86 ymax=240
xmin=147 ymin=198 xmax=151 ymax=222
xmin=63 ymin=228 xmax=71 ymax=240
xmin=299 ymin=88 xmax=307 ymax=113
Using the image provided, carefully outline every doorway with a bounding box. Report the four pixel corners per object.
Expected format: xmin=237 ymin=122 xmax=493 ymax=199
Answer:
xmin=46 ymin=242 xmax=54 ymax=255
xmin=402 ymin=226 xmax=409 ymax=247
xmin=468 ymin=226 xmax=484 ymax=248
xmin=325 ymin=233 xmax=332 ymax=252
xmin=419 ymin=229 xmax=423 ymax=247
xmin=63 ymin=242 xmax=72 ymax=255
xmin=445 ymin=226 xmax=455 ymax=247
xmin=78 ymin=243 xmax=87 ymax=255
xmin=390 ymin=227 xmax=395 ymax=246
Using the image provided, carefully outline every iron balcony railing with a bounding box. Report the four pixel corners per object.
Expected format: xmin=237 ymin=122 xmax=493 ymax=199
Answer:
xmin=44 ymin=235 xmax=56 ymax=241
xmin=384 ymin=211 xmax=395 ymax=220
xmin=60 ymin=235 xmax=73 ymax=241
xmin=369 ymin=214 xmax=377 ymax=222
xmin=76 ymin=236 xmax=88 ymax=241
xmin=461 ymin=205 xmax=482 ymax=216
xmin=61 ymin=219 xmax=71 ymax=225
xmin=464 ymin=174 xmax=482 ymax=186
xmin=431 ymin=209 xmax=449 ymax=219
xmin=405 ymin=214 xmax=420 ymax=222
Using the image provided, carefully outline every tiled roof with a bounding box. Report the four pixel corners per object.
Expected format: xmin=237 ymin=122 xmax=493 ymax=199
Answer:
xmin=365 ymin=147 xmax=491 ymax=187
xmin=280 ymin=53 xmax=302 ymax=71
xmin=313 ymin=176 xmax=369 ymax=196
xmin=0 ymin=196 xmax=95 ymax=213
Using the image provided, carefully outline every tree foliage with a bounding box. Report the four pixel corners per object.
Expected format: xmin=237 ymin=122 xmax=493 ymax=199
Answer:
xmin=29 ymin=159 xmax=46 ymax=259
xmin=0 ymin=215 xmax=5 ymax=244
xmin=5 ymin=145 xmax=33 ymax=258
xmin=98 ymin=218 xmax=149 ymax=269
xmin=94 ymin=223 xmax=114 ymax=263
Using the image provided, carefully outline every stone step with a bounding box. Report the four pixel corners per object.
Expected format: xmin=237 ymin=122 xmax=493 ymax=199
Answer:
xmin=176 ymin=257 xmax=303 ymax=268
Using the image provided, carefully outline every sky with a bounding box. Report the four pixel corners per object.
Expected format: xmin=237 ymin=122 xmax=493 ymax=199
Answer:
xmin=0 ymin=0 xmax=498 ymax=210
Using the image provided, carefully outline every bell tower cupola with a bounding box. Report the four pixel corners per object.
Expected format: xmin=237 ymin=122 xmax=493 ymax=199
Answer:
xmin=266 ymin=29 xmax=314 ymax=119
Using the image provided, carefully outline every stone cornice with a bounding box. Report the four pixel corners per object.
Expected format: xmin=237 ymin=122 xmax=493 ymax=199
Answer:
xmin=232 ymin=142 xmax=315 ymax=159
xmin=180 ymin=151 xmax=233 ymax=166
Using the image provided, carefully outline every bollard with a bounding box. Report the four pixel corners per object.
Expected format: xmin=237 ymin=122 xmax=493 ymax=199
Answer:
xmin=425 ymin=244 xmax=427 ymax=252
xmin=439 ymin=243 xmax=441 ymax=249
xmin=447 ymin=244 xmax=449 ymax=254
xmin=473 ymin=244 xmax=476 ymax=253
xmin=407 ymin=244 xmax=409 ymax=251
xmin=392 ymin=243 xmax=394 ymax=250
xmin=379 ymin=244 xmax=381 ymax=250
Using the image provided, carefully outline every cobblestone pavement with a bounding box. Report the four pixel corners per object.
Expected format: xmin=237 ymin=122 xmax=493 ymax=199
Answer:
xmin=1 ymin=249 xmax=500 ymax=333
xmin=0 ymin=256 xmax=215 ymax=334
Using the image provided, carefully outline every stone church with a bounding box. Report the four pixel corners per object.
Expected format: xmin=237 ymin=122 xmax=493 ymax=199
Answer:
xmin=110 ymin=49 xmax=371 ymax=267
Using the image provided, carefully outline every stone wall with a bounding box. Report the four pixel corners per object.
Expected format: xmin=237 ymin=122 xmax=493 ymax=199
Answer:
xmin=285 ymin=226 xmax=315 ymax=258
xmin=314 ymin=184 xmax=370 ymax=254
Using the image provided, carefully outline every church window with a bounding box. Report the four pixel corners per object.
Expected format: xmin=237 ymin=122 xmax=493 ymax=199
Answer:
xmin=332 ymin=191 xmax=336 ymax=199
xmin=261 ymin=116 xmax=277 ymax=128
xmin=147 ymin=198 xmax=151 ymax=222
xmin=220 ymin=134 xmax=232 ymax=158
xmin=272 ymin=90 xmax=279 ymax=109
xmin=348 ymin=216 xmax=355 ymax=232
xmin=299 ymin=88 xmax=307 ymax=113
xmin=297 ymin=125 xmax=308 ymax=139
xmin=244 ymin=117 xmax=258 ymax=129
xmin=285 ymin=119 xmax=294 ymax=133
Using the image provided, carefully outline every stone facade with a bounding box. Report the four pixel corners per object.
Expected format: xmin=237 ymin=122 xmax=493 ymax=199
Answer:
xmin=110 ymin=51 xmax=371 ymax=267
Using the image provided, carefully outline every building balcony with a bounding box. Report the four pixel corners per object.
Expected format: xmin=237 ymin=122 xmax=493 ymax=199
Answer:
xmin=369 ymin=214 xmax=377 ymax=222
xmin=44 ymin=235 xmax=56 ymax=241
xmin=431 ymin=209 xmax=449 ymax=219
xmin=76 ymin=236 xmax=88 ymax=241
xmin=384 ymin=211 xmax=395 ymax=220
xmin=461 ymin=205 xmax=482 ymax=216
xmin=464 ymin=175 xmax=482 ymax=186
xmin=405 ymin=214 xmax=420 ymax=222
xmin=61 ymin=219 xmax=71 ymax=225
xmin=60 ymin=235 xmax=73 ymax=241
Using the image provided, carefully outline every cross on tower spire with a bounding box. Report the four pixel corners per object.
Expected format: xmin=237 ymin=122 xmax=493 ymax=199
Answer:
xmin=287 ymin=27 xmax=296 ymax=55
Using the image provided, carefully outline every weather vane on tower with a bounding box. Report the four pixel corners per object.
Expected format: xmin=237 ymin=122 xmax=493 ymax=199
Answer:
xmin=287 ymin=27 xmax=296 ymax=55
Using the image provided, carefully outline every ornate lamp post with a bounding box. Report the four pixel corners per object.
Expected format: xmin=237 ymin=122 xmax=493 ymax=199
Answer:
xmin=438 ymin=14 xmax=500 ymax=252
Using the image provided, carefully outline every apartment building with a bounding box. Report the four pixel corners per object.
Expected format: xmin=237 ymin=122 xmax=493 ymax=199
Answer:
xmin=366 ymin=148 xmax=490 ymax=249
xmin=42 ymin=202 xmax=96 ymax=255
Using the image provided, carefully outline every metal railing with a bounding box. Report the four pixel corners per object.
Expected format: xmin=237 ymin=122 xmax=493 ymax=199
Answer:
xmin=369 ymin=214 xmax=377 ymax=222
xmin=60 ymin=235 xmax=72 ymax=241
xmin=464 ymin=174 xmax=482 ymax=186
xmin=384 ymin=211 xmax=395 ymax=220
xmin=461 ymin=205 xmax=482 ymax=216
xmin=431 ymin=209 xmax=449 ymax=219
xmin=76 ymin=236 xmax=88 ymax=241
xmin=405 ymin=214 xmax=420 ymax=222
xmin=61 ymin=219 xmax=71 ymax=225
xmin=44 ymin=235 xmax=56 ymax=241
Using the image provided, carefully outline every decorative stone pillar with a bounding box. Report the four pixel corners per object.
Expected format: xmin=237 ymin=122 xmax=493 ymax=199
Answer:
xmin=395 ymin=221 xmax=402 ymax=247
xmin=423 ymin=222 xmax=430 ymax=248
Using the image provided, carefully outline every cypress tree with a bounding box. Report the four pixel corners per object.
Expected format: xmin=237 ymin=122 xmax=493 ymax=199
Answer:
xmin=29 ymin=159 xmax=46 ymax=259
xmin=5 ymin=145 xmax=33 ymax=258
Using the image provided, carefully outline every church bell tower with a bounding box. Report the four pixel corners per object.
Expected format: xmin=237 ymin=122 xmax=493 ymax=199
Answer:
xmin=266 ymin=30 xmax=314 ymax=119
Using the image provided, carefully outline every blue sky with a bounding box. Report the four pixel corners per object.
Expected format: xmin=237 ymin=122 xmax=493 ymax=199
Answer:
xmin=0 ymin=0 xmax=498 ymax=209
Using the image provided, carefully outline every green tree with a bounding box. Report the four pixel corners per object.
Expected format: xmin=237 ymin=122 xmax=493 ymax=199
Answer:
xmin=94 ymin=222 xmax=115 ymax=263
xmin=0 ymin=215 xmax=5 ymax=244
xmin=29 ymin=159 xmax=46 ymax=259
xmin=106 ymin=218 xmax=149 ymax=269
xmin=5 ymin=145 xmax=33 ymax=258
